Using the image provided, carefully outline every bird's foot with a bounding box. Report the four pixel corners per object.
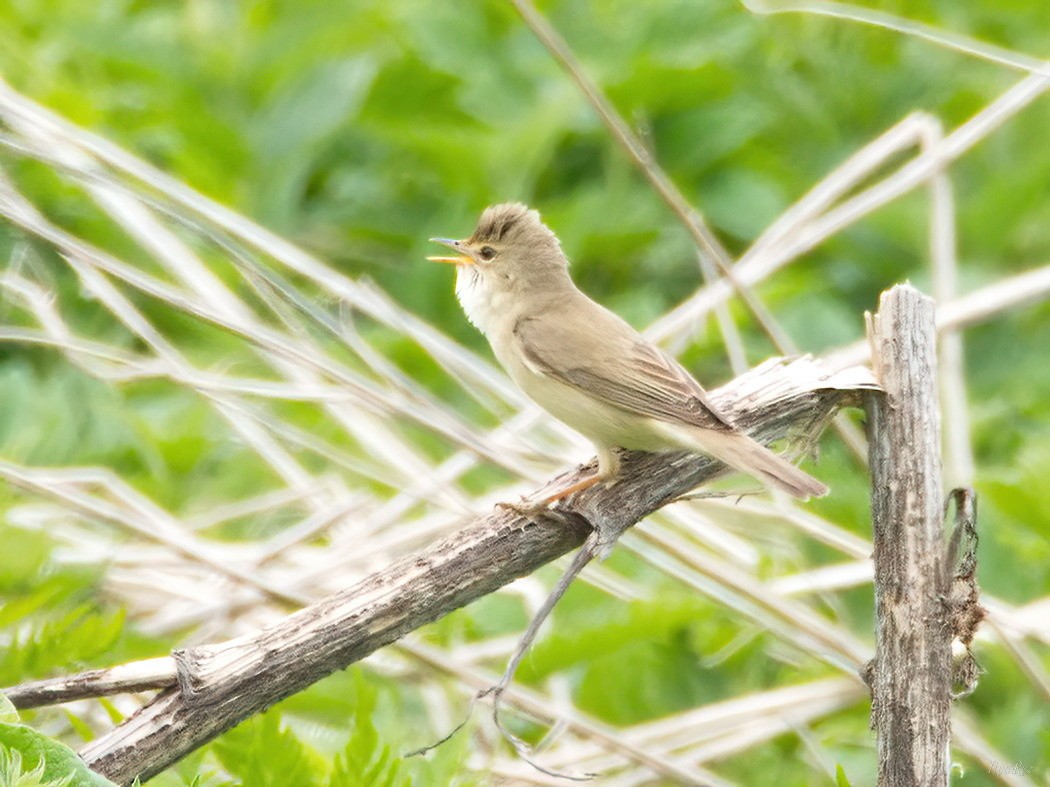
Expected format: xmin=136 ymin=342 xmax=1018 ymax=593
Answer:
xmin=496 ymin=496 xmax=550 ymax=521
xmin=498 ymin=472 xmax=605 ymax=519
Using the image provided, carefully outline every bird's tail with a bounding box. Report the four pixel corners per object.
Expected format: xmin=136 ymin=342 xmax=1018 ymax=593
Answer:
xmin=666 ymin=425 xmax=828 ymax=500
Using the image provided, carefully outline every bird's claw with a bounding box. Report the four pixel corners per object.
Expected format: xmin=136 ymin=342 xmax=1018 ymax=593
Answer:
xmin=496 ymin=497 xmax=550 ymax=521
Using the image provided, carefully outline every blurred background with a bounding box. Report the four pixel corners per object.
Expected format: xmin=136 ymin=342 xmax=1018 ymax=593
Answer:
xmin=0 ymin=0 xmax=1047 ymax=784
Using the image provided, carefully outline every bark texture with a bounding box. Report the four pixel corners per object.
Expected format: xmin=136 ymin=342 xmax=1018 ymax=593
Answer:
xmin=867 ymin=285 xmax=951 ymax=787
xmin=69 ymin=356 xmax=867 ymax=785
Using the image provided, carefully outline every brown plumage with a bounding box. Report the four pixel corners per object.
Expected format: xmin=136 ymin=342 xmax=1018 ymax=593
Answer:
xmin=429 ymin=203 xmax=827 ymax=500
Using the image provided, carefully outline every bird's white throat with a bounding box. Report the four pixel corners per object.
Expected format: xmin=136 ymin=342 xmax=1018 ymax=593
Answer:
xmin=455 ymin=265 xmax=507 ymax=338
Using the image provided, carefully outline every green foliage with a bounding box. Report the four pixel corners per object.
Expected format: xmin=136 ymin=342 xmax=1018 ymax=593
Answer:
xmin=212 ymin=710 xmax=325 ymax=787
xmin=3 ymin=0 xmax=1047 ymax=334
xmin=0 ymin=700 xmax=116 ymax=787
xmin=1 ymin=695 xmax=17 ymax=724
xmin=524 ymin=594 xmax=722 ymax=722
xmin=0 ymin=531 xmax=130 ymax=783
xmin=0 ymin=0 xmax=1049 ymax=784
xmin=0 ymin=605 xmax=124 ymax=687
xmin=203 ymin=668 xmax=472 ymax=786
xmin=0 ymin=748 xmax=55 ymax=787
xmin=0 ymin=540 xmax=124 ymax=687
xmin=329 ymin=672 xmax=404 ymax=787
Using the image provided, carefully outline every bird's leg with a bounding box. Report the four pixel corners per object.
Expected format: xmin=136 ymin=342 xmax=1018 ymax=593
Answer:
xmin=538 ymin=445 xmax=621 ymax=505
xmin=595 ymin=445 xmax=621 ymax=485
xmin=496 ymin=475 xmax=601 ymax=518
xmin=537 ymin=473 xmax=602 ymax=506
xmin=497 ymin=446 xmax=621 ymax=516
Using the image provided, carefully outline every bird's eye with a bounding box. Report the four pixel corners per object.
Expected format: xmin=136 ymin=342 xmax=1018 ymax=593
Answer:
xmin=479 ymin=246 xmax=496 ymax=261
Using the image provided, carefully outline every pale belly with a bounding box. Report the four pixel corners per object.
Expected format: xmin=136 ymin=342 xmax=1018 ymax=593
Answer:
xmin=456 ymin=266 xmax=675 ymax=453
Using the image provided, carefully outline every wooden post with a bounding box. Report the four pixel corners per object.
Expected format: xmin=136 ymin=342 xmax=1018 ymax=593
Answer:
xmin=866 ymin=284 xmax=951 ymax=786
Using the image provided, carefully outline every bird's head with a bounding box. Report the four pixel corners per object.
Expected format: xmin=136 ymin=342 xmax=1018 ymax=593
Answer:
xmin=427 ymin=203 xmax=568 ymax=283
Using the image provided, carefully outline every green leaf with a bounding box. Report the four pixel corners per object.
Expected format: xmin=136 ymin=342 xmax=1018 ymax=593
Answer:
xmin=835 ymin=764 xmax=853 ymax=787
xmin=0 ymin=605 xmax=125 ymax=686
xmin=330 ymin=671 xmax=406 ymax=787
xmin=60 ymin=711 xmax=94 ymax=743
xmin=212 ymin=710 xmax=324 ymax=787
xmin=0 ymin=747 xmax=49 ymax=787
xmin=0 ymin=524 xmax=51 ymax=591
xmin=96 ymin=699 xmax=125 ymax=727
xmin=0 ymin=694 xmax=18 ymax=724
xmin=0 ymin=721 xmax=117 ymax=786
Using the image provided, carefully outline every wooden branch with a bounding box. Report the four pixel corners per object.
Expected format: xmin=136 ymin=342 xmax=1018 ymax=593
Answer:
xmin=3 ymin=658 xmax=177 ymax=709
xmin=7 ymin=356 xmax=869 ymax=786
xmin=866 ymin=285 xmax=951 ymax=787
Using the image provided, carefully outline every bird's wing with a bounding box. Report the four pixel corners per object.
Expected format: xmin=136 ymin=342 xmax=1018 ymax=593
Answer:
xmin=513 ymin=307 xmax=734 ymax=432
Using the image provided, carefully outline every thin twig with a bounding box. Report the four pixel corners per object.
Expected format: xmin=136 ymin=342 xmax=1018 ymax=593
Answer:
xmin=921 ymin=119 xmax=974 ymax=487
xmin=483 ymin=532 xmax=602 ymax=782
xmin=649 ymin=75 xmax=1050 ymax=343
xmin=508 ymin=0 xmax=794 ymax=353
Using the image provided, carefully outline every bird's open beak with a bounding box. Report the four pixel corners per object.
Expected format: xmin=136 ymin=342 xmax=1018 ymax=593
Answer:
xmin=427 ymin=237 xmax=474 ymax=265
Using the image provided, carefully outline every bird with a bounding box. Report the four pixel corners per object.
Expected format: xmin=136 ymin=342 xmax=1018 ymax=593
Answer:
xmin=428 ymin=203 xmax=827 ymax=504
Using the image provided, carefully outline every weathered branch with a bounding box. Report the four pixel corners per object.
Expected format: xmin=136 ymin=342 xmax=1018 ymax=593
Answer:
xmin=8 ymin=356 xmax=870 ymax=786
xmin=4 ymin=658 xmax=177 ymax=709
xmin=866 ymin=285 xmax=952 ymax=786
